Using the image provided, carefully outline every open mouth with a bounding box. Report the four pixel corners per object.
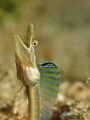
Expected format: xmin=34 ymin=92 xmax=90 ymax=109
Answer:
xmin=13 ymin=23 xmax=40 ymax=86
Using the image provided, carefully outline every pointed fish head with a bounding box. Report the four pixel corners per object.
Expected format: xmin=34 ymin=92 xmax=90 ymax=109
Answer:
xmin=13 ymin=24 xmax=40 ymax=86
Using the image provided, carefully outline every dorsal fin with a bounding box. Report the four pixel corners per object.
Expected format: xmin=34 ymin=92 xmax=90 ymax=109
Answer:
xmin=38 ymin=62 xmax=60 ymax=120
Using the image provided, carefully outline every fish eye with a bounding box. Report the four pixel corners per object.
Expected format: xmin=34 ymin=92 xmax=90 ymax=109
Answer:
xmin=33 ymin=40 xmax=38 ymax=47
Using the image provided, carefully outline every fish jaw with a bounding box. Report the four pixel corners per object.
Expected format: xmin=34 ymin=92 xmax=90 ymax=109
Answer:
xmin=13 ymin=32 xmax=40 ymax=86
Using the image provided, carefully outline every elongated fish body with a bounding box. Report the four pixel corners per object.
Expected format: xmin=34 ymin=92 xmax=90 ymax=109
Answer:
xmin=13 ymin=23 xmax=60 ymax=120
xmin=26 ymin=84 xmax=40 ymax=120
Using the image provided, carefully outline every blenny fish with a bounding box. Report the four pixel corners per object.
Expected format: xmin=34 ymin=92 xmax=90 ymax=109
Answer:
xmin=13 ymin=23 xmax=60 ymax=120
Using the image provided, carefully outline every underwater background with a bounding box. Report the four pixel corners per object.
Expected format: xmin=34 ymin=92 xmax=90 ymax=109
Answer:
xmin=0 ymin=0 xmax=90 ymax=119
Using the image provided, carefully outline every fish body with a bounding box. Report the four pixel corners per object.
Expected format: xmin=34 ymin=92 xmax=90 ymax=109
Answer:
xmin=26 ymin=84 xmax=40 ymax=120
xmin=13 ymin=24 xmax=60 ymax=120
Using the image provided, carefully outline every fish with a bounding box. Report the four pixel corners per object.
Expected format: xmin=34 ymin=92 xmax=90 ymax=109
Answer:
xmin=13 ymin=23 xmax=60 ymax=120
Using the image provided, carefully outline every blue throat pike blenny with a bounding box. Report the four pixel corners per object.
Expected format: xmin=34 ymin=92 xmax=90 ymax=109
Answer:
xmin=13 ymin=23 xmax=61 ymax=120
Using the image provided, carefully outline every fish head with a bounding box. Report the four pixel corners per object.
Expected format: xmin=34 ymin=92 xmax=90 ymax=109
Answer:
xmin=13 ymin=23 xmax=40 ymax=86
